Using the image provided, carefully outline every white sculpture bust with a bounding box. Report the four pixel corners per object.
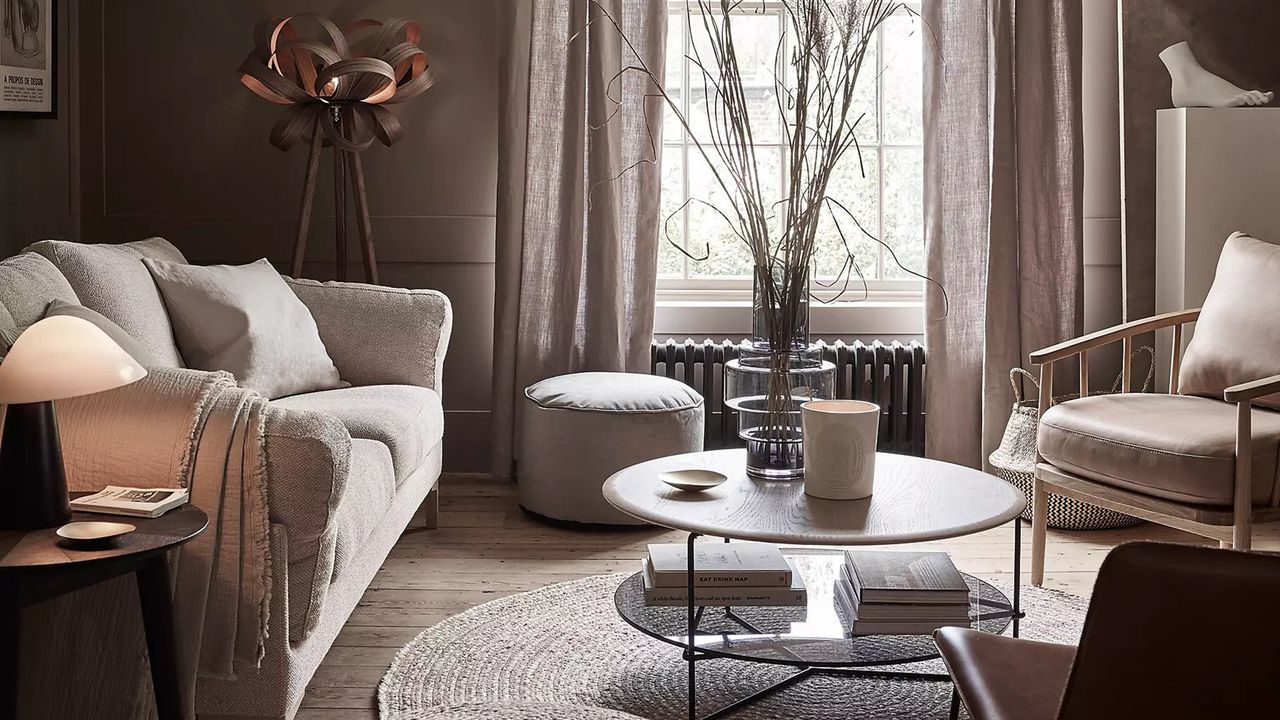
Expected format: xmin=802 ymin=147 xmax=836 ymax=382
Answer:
xmin=1160 ymin=41 xmax=1273 ymax=108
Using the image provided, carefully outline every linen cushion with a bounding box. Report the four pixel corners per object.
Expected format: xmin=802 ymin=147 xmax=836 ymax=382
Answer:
xmin=525 ymin=371 xmax=703 ymax=412
xmin=1179 ymin=232 xmax=1280 ymax=409
xmin=0 ymin=252 xmax=79 ymax=352
xmin=1038 ymin=393 xmax=1280 ymax=506
xmin=274 ymin=385 xmax=444 ymax=482
xmin=44 ymin=300 xmax=157 ymax=367
xmin=26 ymin=238 xmax=186 ymax=367
xmin=143 ymin=258 xmax=343 ymax=399
xmin=331 ymin=438 xmax=396 ymax=578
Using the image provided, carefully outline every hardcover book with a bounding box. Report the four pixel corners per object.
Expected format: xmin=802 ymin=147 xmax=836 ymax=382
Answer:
xmin=834 ymin=575 xmax=970 ymax=636
xmin=843 ymin=550 xmax=969 ymax=604
xmin=641 ymin=558 xmax=806 ymax=606
xmin=647 ymin=541 xmax=792 ymax=587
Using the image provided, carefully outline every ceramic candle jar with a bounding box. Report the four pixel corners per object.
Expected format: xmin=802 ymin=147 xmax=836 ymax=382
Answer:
xmin=801 ymin=400 xmax=879 ymax=500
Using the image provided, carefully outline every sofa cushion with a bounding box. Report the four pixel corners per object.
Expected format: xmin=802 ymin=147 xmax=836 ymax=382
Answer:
xmin=0 ymin=252 xmax=79 ymax=352
xmin=143 ymin=258 xmax=343 ymax=399
xmin=26 ymin=238 xmax=187 ymax=367
xmin=1038 ymin=393 xmax=1280 ymax=506
xmin=332 ymin=438 xmax=396 ymax=579
xmin=274 ymin=385 xmax=443 ymax=482
xmin=44 ymin=300 xmax=157 ymax=367
xmin=1179 ymin=232 xmax=1280 ymax=410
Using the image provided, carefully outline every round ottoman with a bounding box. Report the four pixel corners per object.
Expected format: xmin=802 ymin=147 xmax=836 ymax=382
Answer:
xmin=518 ymin=372 xmax=704 ymax=524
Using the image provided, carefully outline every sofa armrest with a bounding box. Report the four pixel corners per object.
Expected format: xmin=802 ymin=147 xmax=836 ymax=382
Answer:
xmin=286 ymin=278 xmax=453 ymax=393
xmin=1223 ymin=373 xmax=1280 ymax=404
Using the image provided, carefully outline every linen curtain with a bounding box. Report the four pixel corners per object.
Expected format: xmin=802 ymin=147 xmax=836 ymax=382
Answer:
xmin=923 ymin=0 xmax=1084 ymax=468
xmin=492 ymin=0 xmax=667 ymax=478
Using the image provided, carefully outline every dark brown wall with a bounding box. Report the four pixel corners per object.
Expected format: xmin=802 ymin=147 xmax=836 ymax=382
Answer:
xmin=1119 ymin=0 xmax=1279 ymax=321
xmin=79 ymin=0 xmax=499 ymax=471
xmin=0 ymin=0 xmax=77 ymax=254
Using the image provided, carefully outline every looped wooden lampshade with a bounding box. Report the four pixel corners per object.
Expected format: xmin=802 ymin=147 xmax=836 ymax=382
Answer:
xmin=238 ymin=14 xmax=435 ymax=285
xmin=238 ymin=14 xmax=434 ymax=152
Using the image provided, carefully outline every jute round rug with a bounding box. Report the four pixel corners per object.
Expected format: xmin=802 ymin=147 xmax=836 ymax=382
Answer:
xmin=379 ymin=574 xmax=1087 ymax=720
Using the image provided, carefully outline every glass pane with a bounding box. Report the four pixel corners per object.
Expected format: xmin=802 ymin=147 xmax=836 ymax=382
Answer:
xmin=687 ymin=146 xmax=781 ymax=278
xmin=882 ymin=14 xmax=923 ymax=145
xmin=687 ymin=12 xmax=784 ymax=145
xmin=810 ymin=150 xmax=880 ymax=283
xmin=663 ymin=14 xmax=685 ymax=142
xmin=881 ymin=146 xmax=925 ymax=279
xmin=658 ymin=145 xmax=685 ymax=278
xmin=848 ymin=29 xmax=879 ymax=146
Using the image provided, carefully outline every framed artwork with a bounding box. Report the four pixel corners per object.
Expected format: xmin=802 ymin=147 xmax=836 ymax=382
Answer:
xmin=0 ymin=0 xmax=54 ymax=117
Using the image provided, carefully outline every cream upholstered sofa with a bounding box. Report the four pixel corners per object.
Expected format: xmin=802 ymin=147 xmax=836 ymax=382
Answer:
xmin=0 ymin=238 xmax=450 ymax=719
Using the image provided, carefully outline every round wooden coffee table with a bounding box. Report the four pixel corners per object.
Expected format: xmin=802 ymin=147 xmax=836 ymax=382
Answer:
xmin=603 ymin=449 xmax=1027 ymax=720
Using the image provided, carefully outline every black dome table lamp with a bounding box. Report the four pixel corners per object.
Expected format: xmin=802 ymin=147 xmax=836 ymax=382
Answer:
xmin=0 ymin=315 xmax=147 ymax=529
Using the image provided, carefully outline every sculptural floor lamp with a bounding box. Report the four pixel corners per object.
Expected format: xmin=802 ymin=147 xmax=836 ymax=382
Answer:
xmin=239 ymin=15 xmax=433 ymax=284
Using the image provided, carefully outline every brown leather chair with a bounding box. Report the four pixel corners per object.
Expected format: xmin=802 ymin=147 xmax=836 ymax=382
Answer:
xmin=1029 ymin=232 xmax=1280 ymax=584
xmin=935 ymin=542 xmax=1280 ymax=720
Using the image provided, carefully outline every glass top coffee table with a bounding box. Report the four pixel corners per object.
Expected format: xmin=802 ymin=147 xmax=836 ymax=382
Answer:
xmin=603 ymin=449 xmax=1027 ymax=720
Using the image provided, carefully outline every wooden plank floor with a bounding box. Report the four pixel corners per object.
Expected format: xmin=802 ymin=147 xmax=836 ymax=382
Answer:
xmin=297 ymin=473 xmax=1280 ymax=718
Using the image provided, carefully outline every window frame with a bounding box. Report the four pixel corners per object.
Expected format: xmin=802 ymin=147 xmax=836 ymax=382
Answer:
xmin=655 ymin=0 xmax=925 ymax=309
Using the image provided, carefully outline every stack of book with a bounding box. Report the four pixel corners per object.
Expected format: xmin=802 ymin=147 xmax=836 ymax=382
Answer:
xmin=641 ymin=541 xmax=807 ymax=607
xmin=834 ymin=550 xmax=971 ymax=636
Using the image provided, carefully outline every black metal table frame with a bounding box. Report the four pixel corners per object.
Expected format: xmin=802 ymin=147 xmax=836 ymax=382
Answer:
xmin=675 ymin=519 xmax=1024 ymax=720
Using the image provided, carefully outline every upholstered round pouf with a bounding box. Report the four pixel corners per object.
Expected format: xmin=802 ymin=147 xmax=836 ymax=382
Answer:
xmin=518 ymin=372 xmax=704 ymax=525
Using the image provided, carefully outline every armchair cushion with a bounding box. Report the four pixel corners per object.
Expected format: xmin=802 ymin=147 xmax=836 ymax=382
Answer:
xmin=26 ymin=238 xmax=187 ymax=367
xmin=274 ymin=384 xmax=443 ymax=482
xmin=1179 ymin=232 xmax=1280 ymax=409
xmin=1038 ymin=394 xmax=1280 ymax=506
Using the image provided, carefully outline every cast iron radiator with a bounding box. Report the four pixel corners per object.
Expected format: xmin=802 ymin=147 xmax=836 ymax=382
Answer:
xmin=650 ymin=339 xmax=927 ymax=456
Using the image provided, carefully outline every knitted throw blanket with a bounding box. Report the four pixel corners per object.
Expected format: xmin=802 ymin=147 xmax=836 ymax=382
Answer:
xmin=58 ymin=367 xmax=272 ymax=709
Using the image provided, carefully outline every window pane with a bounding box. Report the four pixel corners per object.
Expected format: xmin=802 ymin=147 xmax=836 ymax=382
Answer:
xmin=663 ymin=14 xmax=684 ymax=142
xmin=687 ymin=147 xmax=781 ymax=278
xmin=881 ymin=14 xmax=922 ymax=145
xmin=811 ymin=150 xmax=880 ymax=282
xmin=848 ymin=30 xmax=879 ymax=145
xmin=658 ymin=144 xmax=685 ymax=278
xmin=687 ymin=12 xmax=784 ymax=145
xmin=881 ymin=146 xmax=925 ymax=279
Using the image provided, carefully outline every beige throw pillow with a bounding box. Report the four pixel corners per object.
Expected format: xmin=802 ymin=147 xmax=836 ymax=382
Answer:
xmin=44 ymin=300 xmax=157 ymax=367
xmin=26 ymin=238 xmax=187 ymax=367
xmin=143 ymin=258 xmax=343 ymax=399
xmin=1178 ymin=232 xmax=1280 ymax=410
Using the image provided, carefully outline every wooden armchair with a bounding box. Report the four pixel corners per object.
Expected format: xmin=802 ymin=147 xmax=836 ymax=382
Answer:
xmin=1028 ymin=232 xmax=1280 ymax=585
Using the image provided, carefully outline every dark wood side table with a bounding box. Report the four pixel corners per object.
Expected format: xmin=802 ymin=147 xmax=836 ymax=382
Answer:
xmin=0 ymin=502 xmax=207 ymax=720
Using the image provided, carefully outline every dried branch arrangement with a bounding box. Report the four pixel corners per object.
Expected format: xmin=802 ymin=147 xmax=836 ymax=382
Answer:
xmin=587 ymin=0 xmax=938 ymax=461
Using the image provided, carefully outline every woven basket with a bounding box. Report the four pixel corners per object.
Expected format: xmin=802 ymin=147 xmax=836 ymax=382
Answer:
xmin=989 ymin=352 xmax=1153 ymax=531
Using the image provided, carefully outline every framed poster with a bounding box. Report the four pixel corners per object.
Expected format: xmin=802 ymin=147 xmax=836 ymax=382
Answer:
xmin=0 ymin=0 xmax=54 ymax=117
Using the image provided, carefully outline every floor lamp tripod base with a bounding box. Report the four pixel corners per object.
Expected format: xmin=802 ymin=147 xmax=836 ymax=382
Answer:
xmin=290 ymin=110 xmax=380 ymax=285
xmin=0 ymin=401 xmax=71 ymax=530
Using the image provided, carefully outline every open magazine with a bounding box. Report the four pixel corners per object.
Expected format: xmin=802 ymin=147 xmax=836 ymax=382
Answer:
xmin=71 ymin=486 xmax=190 ymax=518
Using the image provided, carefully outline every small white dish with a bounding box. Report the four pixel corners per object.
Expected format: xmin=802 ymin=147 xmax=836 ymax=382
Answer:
xmin=659 ymin=469 xmax=728 ymax=492
xmin=56 ymin=521 xmax=136 ymax=543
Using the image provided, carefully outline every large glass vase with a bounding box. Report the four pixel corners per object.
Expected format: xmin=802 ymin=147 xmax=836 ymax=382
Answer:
xmin=725 ymin=268 xmax=836 ymax=480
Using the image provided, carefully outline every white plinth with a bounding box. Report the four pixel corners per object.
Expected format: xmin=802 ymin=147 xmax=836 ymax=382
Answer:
xmin=1155 ymin=108 xmax=1280 ymax=390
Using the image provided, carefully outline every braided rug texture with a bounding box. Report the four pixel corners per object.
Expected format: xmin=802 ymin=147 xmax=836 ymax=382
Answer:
xmin=379 ymin=574 xmax=1087 ymax=720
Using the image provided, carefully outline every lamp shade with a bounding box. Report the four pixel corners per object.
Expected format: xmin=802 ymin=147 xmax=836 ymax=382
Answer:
xmin=0 ymin=315 xmax=147 ymax=404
